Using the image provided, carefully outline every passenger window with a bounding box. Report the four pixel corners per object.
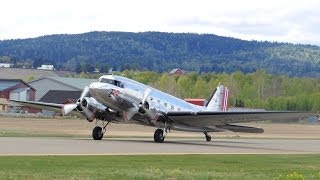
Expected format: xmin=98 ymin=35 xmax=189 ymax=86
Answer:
xmin=114 ymin=80 xmax=124 ymax=88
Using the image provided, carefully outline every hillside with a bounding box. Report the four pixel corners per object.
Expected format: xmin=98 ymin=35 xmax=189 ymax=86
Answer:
xmin=0 ymin=68 xmax=75 ymax=81
xmin=0 ymin=31 xmax=320 ymax=76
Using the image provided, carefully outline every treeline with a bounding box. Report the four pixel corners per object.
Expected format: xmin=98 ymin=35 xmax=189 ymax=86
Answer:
xmin=1 ymin=31 xmax=320 ymax=76
xmin=73 ymin=70 xmax=320 ymax=111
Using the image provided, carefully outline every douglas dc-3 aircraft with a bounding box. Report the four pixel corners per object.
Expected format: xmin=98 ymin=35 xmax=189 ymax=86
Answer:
xmin=12 ymin=75 xmax=313 ymax=143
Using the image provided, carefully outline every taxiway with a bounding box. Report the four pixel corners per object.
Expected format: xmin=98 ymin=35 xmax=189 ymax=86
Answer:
xmin=0 ymin=137 xmax=319 ymax=155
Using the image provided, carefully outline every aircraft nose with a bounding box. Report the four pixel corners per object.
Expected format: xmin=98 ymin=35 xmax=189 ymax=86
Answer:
xmin=89 ymin=82 xmax=103 ymax=89
xmin=89 ymin=82 xmax=108 ymax=96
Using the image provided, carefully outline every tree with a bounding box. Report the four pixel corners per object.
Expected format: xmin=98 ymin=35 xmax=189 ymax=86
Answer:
xmin=33 ymin=58 xmax=44 ymax=68
xmin=75 ymin=63 xmax=82 ymax=73
xmin=176 ymin=76 xmax=193 ymax=98
xmin=192 ymin=77 xmax=208 ymax=98
xmin=0 ymin=56 xmax=11 ymax=63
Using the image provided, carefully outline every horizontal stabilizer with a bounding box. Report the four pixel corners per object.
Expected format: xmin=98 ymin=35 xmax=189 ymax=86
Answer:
xmin=216 ymin=124 xmax=264 ymax=133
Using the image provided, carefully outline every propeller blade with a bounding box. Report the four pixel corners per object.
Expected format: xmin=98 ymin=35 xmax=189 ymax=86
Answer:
xmin=63 ymin=103 xmax=77 ymax=115
xmin=142 ymin=88 xmax=152 ymax=104
xmin=80 ymin=86 xmax=90 ymax=99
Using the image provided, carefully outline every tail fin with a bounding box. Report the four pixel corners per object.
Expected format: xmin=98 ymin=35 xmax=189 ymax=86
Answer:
xmin=206 ymin=83 xmax=230 ymax=111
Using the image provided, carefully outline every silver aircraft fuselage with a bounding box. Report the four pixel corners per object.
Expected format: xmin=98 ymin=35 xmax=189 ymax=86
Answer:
xmin=89 ymin=75 xmax=206 ymax=113
xmin=88 ymin=75 xmax=214 ymax=131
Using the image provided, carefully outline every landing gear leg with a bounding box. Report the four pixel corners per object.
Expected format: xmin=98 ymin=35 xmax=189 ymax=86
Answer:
xmin=203 ymin=132 xmax=211 ymax=142
xmin=92 ymin=120 xmax=110 ymax=140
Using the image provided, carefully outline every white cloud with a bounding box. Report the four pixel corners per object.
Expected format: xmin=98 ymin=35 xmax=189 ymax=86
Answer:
xmin=0 ymin=0 xmax=320 ymax=45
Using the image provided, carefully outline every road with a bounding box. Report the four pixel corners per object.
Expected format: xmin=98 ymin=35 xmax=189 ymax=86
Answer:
xmin=1 ymin=137 xmax=320 ymax=155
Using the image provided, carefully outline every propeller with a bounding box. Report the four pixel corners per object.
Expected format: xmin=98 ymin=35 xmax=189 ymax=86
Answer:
xmin=63 ymin=103 xmax=78 ymax=115
xmin=122 ymin=88 xmax=153 ymax=121
xmin=80 ymin=86 xmax=90 ymax=100
xmin=62 ymin=86 xmax=90 ymax=115
xmin=142 ymin=88 xmax=152 ymax=105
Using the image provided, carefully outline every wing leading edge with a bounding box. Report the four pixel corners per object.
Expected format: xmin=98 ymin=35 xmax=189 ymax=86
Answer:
xmin=10 ymin=100 xmax=63 ymax=112
xmin=9 ymin=100 xmax=82 ymax=117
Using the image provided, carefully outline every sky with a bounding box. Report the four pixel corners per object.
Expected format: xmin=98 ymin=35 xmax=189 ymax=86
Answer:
xmin=1 ymin=0 xmax=320 ymax=45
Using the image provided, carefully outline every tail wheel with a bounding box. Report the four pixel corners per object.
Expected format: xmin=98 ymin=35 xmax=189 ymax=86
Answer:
xmin=92 ymin=126 xmax=104 ymax=140
xmin=154 ymin=129 xmax=165 ymax=143
xmin=205 ymin=135 xmax=211 ymax=142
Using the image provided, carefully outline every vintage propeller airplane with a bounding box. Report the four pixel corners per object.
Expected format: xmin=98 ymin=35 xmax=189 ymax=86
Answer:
xmin=11 ymin=75 xmax=313 ymax=143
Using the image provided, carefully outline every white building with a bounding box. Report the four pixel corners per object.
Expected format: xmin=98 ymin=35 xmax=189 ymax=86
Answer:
xmin=0 ymin=63 xmax=14 ymax=68
xmin=37 ymin=65 xmax=54 ymax=70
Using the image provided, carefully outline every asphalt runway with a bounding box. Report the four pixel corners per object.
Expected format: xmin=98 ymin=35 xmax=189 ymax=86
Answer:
xmin=0 ymin=137 xmax=320 ymax=155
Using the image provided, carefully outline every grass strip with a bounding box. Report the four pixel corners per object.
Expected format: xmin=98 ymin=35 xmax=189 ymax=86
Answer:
xmin=0 ymin=154 xmax=319 ymax=179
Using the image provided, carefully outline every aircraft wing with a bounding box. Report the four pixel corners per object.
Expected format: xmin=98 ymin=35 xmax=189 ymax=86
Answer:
xmin=9 ymin=100 xmax=82 ymax=117
xmin=165 ymin=111 xmax=313 ymax=128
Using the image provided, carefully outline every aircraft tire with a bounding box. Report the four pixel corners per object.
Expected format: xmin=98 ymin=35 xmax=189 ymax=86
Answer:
xmin=154 ymin=129 xmax=164 ymax=143
xmin=92 ymin=126 xmax=104 ymax=140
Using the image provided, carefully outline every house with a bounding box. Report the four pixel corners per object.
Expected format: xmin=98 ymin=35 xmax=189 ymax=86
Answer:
xmin=37 ymin=64 xmax=54 ymax=70
xmin=0 ymin=63 xmax=14 ymax=68
xmin=39 ymin=90 xmax=81 ymax=104
xmin=0 ymin=79 xmax=36 ymax=112
xmin=38 ymin=90 xmax=82 ymax=115
xmin=0 ymin=79 xmax=35 ymax=101
xmin=169 ymin=68 xmax=187 ymax=76
xmin=28 ymin=77 xmax=97 ymax=101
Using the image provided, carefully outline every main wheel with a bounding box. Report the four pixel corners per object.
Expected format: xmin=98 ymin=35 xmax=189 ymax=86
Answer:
xmin=92 ymin=126 xmax=104 ymax=140
xmin=154 ymin=129 xmax=165 ymax=143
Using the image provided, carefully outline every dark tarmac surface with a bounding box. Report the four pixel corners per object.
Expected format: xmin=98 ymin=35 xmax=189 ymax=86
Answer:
xmin=1 ymin=137 xmax=320 ymax=155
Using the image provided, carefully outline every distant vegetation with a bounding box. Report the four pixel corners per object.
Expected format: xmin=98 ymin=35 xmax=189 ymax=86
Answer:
xmin=0 ymin=31 xmax=320 ymax=76
xmin=72 ymin=70 xmax=320 ymax=111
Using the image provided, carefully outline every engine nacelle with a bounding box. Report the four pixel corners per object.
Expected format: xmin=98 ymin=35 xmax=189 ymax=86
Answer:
xmin=82 ymin=97 xmax=106 ymax=112
xmin=75 ymin=97 xmax=107 ymax=122
xmin=138 ymin=100 xmax=165 ymax=122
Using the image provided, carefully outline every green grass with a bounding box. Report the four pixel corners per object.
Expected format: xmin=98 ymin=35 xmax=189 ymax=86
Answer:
xmin=0 ymin=155 xmax=319 ymax=179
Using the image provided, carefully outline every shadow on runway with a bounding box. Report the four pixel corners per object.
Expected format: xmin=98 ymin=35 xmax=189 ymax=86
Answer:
xmin=94 ymin=138 xmax=304 ymax=153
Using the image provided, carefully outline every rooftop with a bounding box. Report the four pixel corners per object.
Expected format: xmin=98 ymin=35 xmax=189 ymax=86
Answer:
xmin=30 ymin=77 xmax=97 ymax=90
xmin=39 ymin=90 xmax=82 ymax=104
xmin=0 ymin=79 xmax=21 ymax=91
xmin=50 ymin=77 xmax=97 ymax=90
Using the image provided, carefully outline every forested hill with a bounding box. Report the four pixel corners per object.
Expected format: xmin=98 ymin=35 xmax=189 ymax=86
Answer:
xmin=0 ymin=31 xmax=320 ymax=76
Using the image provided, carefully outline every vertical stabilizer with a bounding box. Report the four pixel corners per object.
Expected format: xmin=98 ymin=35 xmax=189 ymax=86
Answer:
xmin=206 ymin=83 xmax=230 ymax=111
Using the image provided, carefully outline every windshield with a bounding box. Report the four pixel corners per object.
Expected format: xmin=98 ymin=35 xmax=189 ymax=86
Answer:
xmin=99 ymin=78 xmax=124 ymax=88
xmin=99 ymin=78 xmax=115 ymax=84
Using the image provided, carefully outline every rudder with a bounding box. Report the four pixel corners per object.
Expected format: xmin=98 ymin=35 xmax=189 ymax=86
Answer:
xmin=206 ymin=83 xmax=230 ymax=111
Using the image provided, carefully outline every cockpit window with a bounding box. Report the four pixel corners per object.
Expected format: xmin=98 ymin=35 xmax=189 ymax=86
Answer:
xmin=99 ymin=78 xmax=124 ymax=88
xmin=99 ymin=78 xmax=114 ymax=84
